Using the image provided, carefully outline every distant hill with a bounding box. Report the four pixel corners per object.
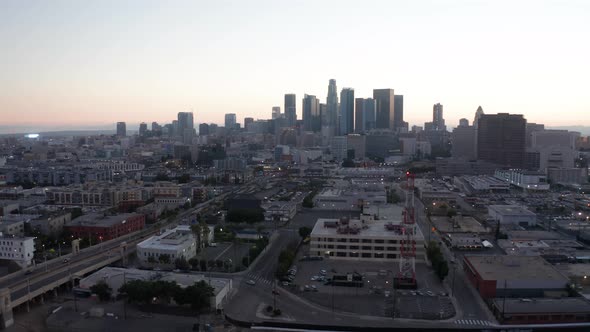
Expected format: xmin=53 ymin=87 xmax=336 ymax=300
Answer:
xmin=0 ymin=129 xmax=121 ymax=137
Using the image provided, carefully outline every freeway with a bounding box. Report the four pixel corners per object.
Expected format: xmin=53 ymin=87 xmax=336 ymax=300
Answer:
xmin=2 ymin=187 xmax=237 ymax=310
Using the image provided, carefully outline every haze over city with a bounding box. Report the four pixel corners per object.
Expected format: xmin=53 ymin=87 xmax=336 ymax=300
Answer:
xmin=1 ymin=0 xmax=590 ymax=134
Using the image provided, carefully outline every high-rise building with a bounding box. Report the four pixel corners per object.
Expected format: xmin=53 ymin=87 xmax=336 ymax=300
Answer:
xmin=302 ymin=94 xmax=320 ymax=132
xmin=151 ymin=122 xmax=161 ymax=132
xmin=526 ymin=123 xmax=545 ymax=148
xmin=531 ymin=130 xmax=579 ymax=171
xmin=477 ymin=113 xmax=526 ymax=168
xmin=432 ymin=103 xmax=445 ymax=131
xmin=225 ymin=113 xmax=237 ymax=129
xmin=452 ymin=124 xmax=476 ymax=160
xmin=373 ymin=89 xmax=395 ymax=130
xmin=116 ymin=122 xmax=126 ymax=137
xmin=272 ymin=106 xmax=281 ymax=119
xmin=339 ymin=88 xmax=354 ymax=135
xmin=244 ymin=117 xmax=254 ymax=131
xmin=284 ymin=94 xmax=297 ymax=127
xmin=319 ymin=103 xmax=327 ymax=128
xmin=355 ymin=98 xmax=376 ymax=133
xmin=139 ymin=122 xmax=148 ymax=137
xmin=177 ymin=112 xmax=194 ymax=133
xmin=473 ymin=106 xmax=484 ymax=129
xmin=327 ymin=79 xmax=339 ymax=131
xmin=394 ymin=95 xmax=404 ymax=131
xmin=199 ymin=123 xmax=209 ymax=136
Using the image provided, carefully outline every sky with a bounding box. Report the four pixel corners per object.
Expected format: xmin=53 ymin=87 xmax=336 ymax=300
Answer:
xmin=1 ymin=0 xmax=589 ymax=133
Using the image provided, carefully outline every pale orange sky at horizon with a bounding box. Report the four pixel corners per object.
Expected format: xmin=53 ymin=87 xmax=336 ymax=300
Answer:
xmin=1 ymin=0 xmax=589 ymax=132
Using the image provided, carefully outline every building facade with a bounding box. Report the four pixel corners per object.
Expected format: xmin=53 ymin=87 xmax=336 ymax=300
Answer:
xmin=477 ymin=113 xmax=526 ymax=168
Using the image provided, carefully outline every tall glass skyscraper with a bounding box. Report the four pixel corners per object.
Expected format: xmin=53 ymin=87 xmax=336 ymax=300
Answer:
xmin=373 ymin=89 xmax=395 ymax=130
xmin=326 ymin=79 xmax=338 ymax=131
xmin=284 ymin=94 xmax=297 ymax=127
xmin=339 ymin=88 xmax=354 ymax=135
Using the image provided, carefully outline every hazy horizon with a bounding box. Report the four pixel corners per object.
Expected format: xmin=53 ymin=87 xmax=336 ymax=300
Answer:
xmin=1 ymin=0 xmax=589 ymax=130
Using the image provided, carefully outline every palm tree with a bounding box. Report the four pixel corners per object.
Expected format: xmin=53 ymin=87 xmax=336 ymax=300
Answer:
xmin=191 ymin=223 xmax=203 ymax=252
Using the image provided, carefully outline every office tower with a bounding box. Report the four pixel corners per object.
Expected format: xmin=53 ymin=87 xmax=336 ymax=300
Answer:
xmin=526 ymin=123 xmax=545 ymax=148
xmin=177 ymin=112 xmax=194 ymax=133
xmin=473 ymin=106 xmax=484 ymax=129
xmin=327 ymin=79 xmax=339 ymax=131
xmin=302 ymin=94 xmax=320 ymax=132
xmin=452 ymin=124 xmax=476 ymax=160
xmin=225 ymin=113 xmax=237 ymax=129
xmin=355 ymin=98 xmax=376 ymax=133
xmin=116 ymin=122 xmax=126 ymax=137
xmin=172 ymin=120 xmax=179 ymax=136
xmin=284 ymin=94 xmax=297 ymax=127
xmin=373 ymin=89 xmax=395 ymax=130
xmin=151 ymin=122 xmax=161 ymax=132
xmin=319 ymin=103 xmax=327 ymax=127
xmin=199 ymin=123 xmax=210 ymax=136
xmin=339 ymin=88 xmax=354 ymax=135
xmin=272 ymin=106 xmax=281 ymax=119
xmin=477 ymin=113 xmax=526 ymax=168
xmin=138 ymin=122 xmax=148 ymax=137
xmin=244 ymin=117 xmax=254 ymax=131
xmin=432 ymin=103 xmax=445 ymax=131
xmin=347 ymin=134 xmax=366 ymax=159
xmin=394 ymin=95 xmax=404 ymax=131
xmin=209 ymin=123 xmax=218 ymax=134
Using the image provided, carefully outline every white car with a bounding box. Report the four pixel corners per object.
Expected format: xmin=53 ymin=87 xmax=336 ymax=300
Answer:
xmin=246 ymin=279 xmax=256 ymax=286
xmin=384 ymin=291 xmax=391 ymax=297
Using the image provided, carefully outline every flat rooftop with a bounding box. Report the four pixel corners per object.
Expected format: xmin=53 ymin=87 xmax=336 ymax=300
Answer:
xmin=66 ymin=213 xmax=141 ymax=228
xmin=138 ymin=225 xmax=192 ymax=250
xmin=489 ymin=205 xmax=536 ymax=216
xmin=492 ymin=298 xmax=590 ymax=314
xmin=464 ymin=255 xmax=568 ymax=282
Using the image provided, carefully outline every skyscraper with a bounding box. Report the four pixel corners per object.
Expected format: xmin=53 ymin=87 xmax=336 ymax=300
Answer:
xmin=339 ymin=88 xmax=354 ymax=135
xmin=459 ymin=118 xmax=469 ymax=127
xmin=302 ymin=94 xmax=320 ymax=132
xmin=373 ymin=89 xmax=395 ymax=130
xmin=473 ymin=106 xmax=484 ymax=129
xmin=477 ymin=113 xmax=526 ymax=168
xmin=327 ymin=79 xmax=339 ymax=131
xmin=177 ymin=112 xmax=194 ymax=133
xmin=116 ymin=122 xmax=126 ymax=137
xmin=394 ymin=95 xmax=404 ymax=131
xmin=284 ymin=94 xmax=297 ymax=127
xmin=272 ymin=106 xmax=281 ymax=119
xmin=433 ymin=103 xmax=445 ymax=131
xmin=355 ymin=98 xmax=376 ymax=133
xmin=139 ymin=122 xmax=148 ymax=137
xmin=199 ymin=123 xmax=209 ymax=136
xmin=225 ymin=113 xmax=237 ymax=129
xmin=244 ymin=117 xmax=254 ymax=131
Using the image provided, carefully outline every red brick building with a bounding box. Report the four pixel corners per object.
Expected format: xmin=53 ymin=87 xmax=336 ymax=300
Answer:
xmin=65 ymin=213 xmax=145 ymax=241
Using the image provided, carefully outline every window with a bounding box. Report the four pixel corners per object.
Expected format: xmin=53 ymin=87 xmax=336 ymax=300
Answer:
xmin=387 ymin=247 xmax=396 ymax=251
xmin=362 ymin=246 xmax=371 ymax=250
xmin=375 ymin=246 xmax=384 ymax=251
xmin=349 ymin=245 xmax=359 ymax=250
xmin=374 ymin=253 xmax=384 ymax=258
xmin=361 ymin=253 xmax=371 ymax=258
xmin=349 ymin=238 xmax=359 ymax=243
xmin=362 ymin=239 xmax=372 ymax=243
xmin=374 ymin=239 xmax=384 ymax=244
xmin=387 ymin=254 xmax=396 ymax=259
xmin=336 ymin=245 xmax=346 ymax=250
xmin=336 ymin=252 xmax=346 ymax=257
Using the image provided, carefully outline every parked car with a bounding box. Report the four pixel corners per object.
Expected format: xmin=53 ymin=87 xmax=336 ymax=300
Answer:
xmin=246 ymin=279 xmax=256 ymax=286
xmin=426 ymin=291 xmax=435 ymax=297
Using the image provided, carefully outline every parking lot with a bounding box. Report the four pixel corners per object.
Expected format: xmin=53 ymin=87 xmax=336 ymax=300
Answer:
xmin=283 ymin=252 xmax=455 ymax=319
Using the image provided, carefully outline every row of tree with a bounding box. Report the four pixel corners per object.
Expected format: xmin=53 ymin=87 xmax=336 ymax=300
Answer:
xmin=426 ymin=241 xmax=449 ymax=281
xmin=276 ymin=248 xmax=296 ymax=277
xmin=241 ymin=236 xmax=269 ymax=267
xmin=118 ymin=279 xmax=214 ymax=311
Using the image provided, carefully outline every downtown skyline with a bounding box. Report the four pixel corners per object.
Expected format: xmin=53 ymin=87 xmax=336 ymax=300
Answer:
xmin=1 ymin=0 xmax=590 ymax=133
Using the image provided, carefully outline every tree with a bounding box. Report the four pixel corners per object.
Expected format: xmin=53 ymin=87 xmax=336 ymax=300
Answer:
xmin=159 ymin=254 xmax=171 ymax=264
xmin=175 ymin=257 xmax=190 ymax=270
xmin=173 ymin=281 xmax=215 ymax=311
xmin=90 ymin=281 xmax=112 ymax=302
xmin=189 ymin=257 xmax=200 ymax=270
xmin=298 ymin=227 xmax=312 ymax=239
xmin=191 ymin=223 xmax=203 ymax=250
xmin=199 ymin=259 xmax=207 ymax=271
xmin=200 ymin=220 xmax=210 ymax=246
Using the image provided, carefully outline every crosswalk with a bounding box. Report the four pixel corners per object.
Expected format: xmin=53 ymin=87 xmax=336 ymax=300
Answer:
xmin=245 ymin=272 xmax=274 ymax=287
xmin=455 ymin=319 xmax=493 ymax=326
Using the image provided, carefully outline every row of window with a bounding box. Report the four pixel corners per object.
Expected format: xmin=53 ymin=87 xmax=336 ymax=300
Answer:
xmin=0 ymin=252 xmax=24 ymax=258
xmin=0 ymin=241 xmax=25 ymax=246
xmin=321 ymin=251 xmax=397 ymax=259
xmin=314 ymin=245 xmax=400 ymax=251
xmin=314 ymin=238 xmax=405 ymax=244
xmin=0 ymin=247 xmax=22 ymax=252
xmin=142 ymin=251 xmax=178 ymax=259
